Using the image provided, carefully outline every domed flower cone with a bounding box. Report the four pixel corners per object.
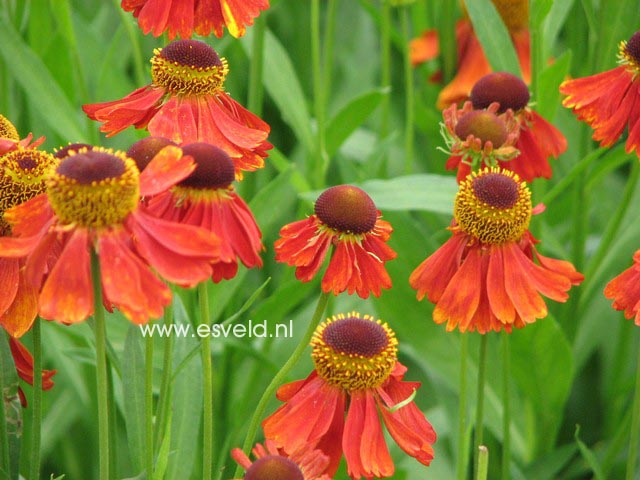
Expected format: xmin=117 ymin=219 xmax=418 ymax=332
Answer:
xmin=447 ymin=72 xmax=567 ymax=182
xmin=131 ymin=140 xmax=263 ymax=282
xmin=410 ymin=168 xmax=584 ymax=333
xmin=83 ymin=39 xmax=272 ymax=179
xmin=561 ymin=31 xmax=640 ymax=159
xmin=231 ymin=440 xmax=332 ymax=480
xmin=275 ymin=185 xmax=396 ymax=299
xmin=121 ymin=0 xmax=270 ymax=39
xmin=0 ymin=113 xmax=45 ymax=156
xmin=0 ymin=146 xmax=223 ymax=325
xmin=262 ymin=312 xmax=436 ymax=479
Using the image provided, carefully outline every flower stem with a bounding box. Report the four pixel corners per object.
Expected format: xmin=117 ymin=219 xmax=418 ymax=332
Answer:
xmin=311 ymin=0 xmax=328 ymax=187
xmin=477 ymin=446 xmax=489 ymax=480
xmin=29 ymin=318 xmax=42 ymax=480
xmin=234 ymin=291 xmax=331 ymax=478
xmin=626 ymin=337 xmax=640 ymax=480
xmin=401 ymin=4 xmax=414 ymax=174
xmin=198 ymin=282 xmax=213 ymax=480
xmin=248 ymin=15 xmax=266 ymax=116
xmin=155 ymin=304 xmax=175 ymax=451
xmin=380 ymin=0 xmax=391 ymax=173
xmin=91 ymin=252 xmax=110 ymax=480
xmin=474 ymin=335 xmax=488 ymax=478
xmin=501 ymin=332 xmax=511 ymax=480
xmin=322 ymin=0 xmax=337 ymax=103
xmin=457 ymin=333 xmax=469 ymax=480
xmin=145 ymin=332 xmax=154 ymax=477
xmin=0 ymin=355 xmax=9 ymax=476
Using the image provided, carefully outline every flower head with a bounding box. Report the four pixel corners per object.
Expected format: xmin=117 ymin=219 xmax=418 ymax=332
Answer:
xmin=410 ymin=168 xmax=583 ymax=333
xmin=143 ymin=142 xmax=263 ymax=282
xmin=275 ymin=185 xmax=396 ymax=298
xmin=561 ymin=31 xmax=640 ymax=158
xmin=604 ymin=250 xmax=640 ymax=325
xmin=83 ymin=39 xmax=271 ymax=178
xmin=263 ymin=312 xmax=436 ymax=479
xmin=231 ymin=440 xmax=331 ymax=480
xmin=0 ymin=114 xmax=45 ymax=155
xmin=0 ymin=146 xmax=222 ymax=324
xmin=121 ymin=0 xmax=270 ymax=39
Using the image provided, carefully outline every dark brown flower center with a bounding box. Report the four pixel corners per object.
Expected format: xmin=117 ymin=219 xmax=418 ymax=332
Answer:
xmin=472 ymin=172 xmax=519 ymax=209
xmin=56 ymin=151 xmax=127 ymax=185
xmin=455 ymin=111 xmax=508 ymax=147
xmin=323 ymin=317 xmax=389 ymax=358
xmin=244 ymin=456 xmax=304 ymax=480
xmin=127 ymin=137 xmax=176 ymax=172
xmin=314 ymin=185 xmax=377 ymax=234
xmin=54 ymin=143 xmax=93 ymax=159
xmin=159 ymin=39 xmax=223 ymax=69
xmin=470 ymin=72 xmax=530 ymax=113
xmin=178 ymin=143 xmax=235 ymax=190
xmin=626 ymin=32 xmax=640 ymax=64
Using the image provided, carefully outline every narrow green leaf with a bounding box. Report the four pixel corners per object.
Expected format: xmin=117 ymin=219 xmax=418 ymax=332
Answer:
xmin=326 ymin=88 xmax=388 ymax=157
xmin=121 ymin=325 xmax=146 ymax=472
xmin=152 ymin=408 xmax=172 ymax=480
xmin=536 ymin=50 xmax=572 ymax=120
xmin=465 ymin=0 xmax=521 ymax=75
xmin=531 ymin=0 xmax=554 ymax=28
xmin=0 ymin=15 xmax=86 ymax=142
xmin=575 ymin=425 xmax=606 ymax=480
xmin=542 ymin=0 xmax=577 ymax=56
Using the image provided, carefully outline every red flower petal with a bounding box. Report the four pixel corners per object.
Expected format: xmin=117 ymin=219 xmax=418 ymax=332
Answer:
xmin=139 ymin=145 xmax=195 ymax=197
xmin=486 ymin=245 xmax=516 ymax=324
xmin=0 ymin=258 xmax=19 ymax=317
xmin=0 ymin=266 xmax=38 ymax=338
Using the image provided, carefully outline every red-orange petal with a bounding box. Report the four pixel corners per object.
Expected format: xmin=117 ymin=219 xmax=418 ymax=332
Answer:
xmin=0 ymin=258 xmax=19 ymax=317
xmin=0 ymin=267 xmax=38 ymax=338
xmin=410 ymin=29 xmax=439 ymax=66
xmin=139 ymin=145 xmax=195 ymax=197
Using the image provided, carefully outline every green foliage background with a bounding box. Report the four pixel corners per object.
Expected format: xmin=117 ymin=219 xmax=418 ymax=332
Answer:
xmin=1 ymin=0 xmax=640 ymax=478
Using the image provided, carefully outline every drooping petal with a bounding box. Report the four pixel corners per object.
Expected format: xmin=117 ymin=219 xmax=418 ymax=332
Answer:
xmin=0 ymin=266 xmax=38 ymax=338
xmin=604 ymin=252 xmax=640 ymax=325
xmin=486 ymin=245 xmax=516 ymax=324
xmin=0 ymin=258 xmax=20 ymax=316
xmin=139 ymin=145 xmax=195 ymax=197
xmin=410 ymin=29 xmax=439 ymax=66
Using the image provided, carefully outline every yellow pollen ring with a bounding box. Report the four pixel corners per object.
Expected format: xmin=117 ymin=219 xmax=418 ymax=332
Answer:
xmin=454 ymin=167 xmax=532 ymax=244
xmin=151 ymin=50 xmax=229 ymax=97
xmin=618 ymin=40 xmax=640 ymax=78
xmin=47 ymin=148 xmax=140 ymax=229
xmin=170 ymin=185 xmax=233 ymax=207
xmin=311 ymin=312 xmax=398 ymax=392
xmin=0 ymin=114 xmax=19 ymax=141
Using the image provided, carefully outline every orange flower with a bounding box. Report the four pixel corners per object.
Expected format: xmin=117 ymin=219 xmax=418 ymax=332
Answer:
xmin=0 ymin=146 xmax=222 ymax=325
xmin=262 ymin=313 xmax=436 ymax=479
xmin=561 ymin=32 xmax=640 ymax=158
xmin=9 ymin=337 xmax=56 ymax=407
xmin=231 ymin=440 xmax=331 ymax=480
xmin=446 ymin=72 xmax=567 ymax=182
xmin=410 ymin=0 xmax=531 ymax=109
xmin=121 ymin=0 xmax=269 ymax=39
xmin=604 ymin=250 xmax=640 ymax=325
xmin=83 ymin=39 xmax=272 ymax=179
xmin=0 ymin=113 xmax=45 ymax=156
xmin=410 ymin=168 xmax=583 ymax=333
xmin=0 ymin=148 xmax=58 ymax=338
xmin=275 ymin=185 xmax=396 ymax=299
xmin=132 ymin=140 xmax=263 ymax=282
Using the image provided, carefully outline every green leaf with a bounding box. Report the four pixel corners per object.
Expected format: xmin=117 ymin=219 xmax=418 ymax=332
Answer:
xmin=465 ymin=0 xmax=521 ymax=75
xmin=121 ymin=325 xmax=146 ymax=472
xmin=536 ymin=50 xmax=572 ymax=120
xmin=575 ymin=425 xmax=606 ymax=480
xmin=531 ymin=0 xmax=554 ymax=28
xmin=521 ymin=444 xmax=578 ymax=480
xmin=152 ymin=408 xmax=172 ymax=480
xmin=0 ymin=15 xmax=87 ymax=142
xmin=542 ymin=0 xmax=577 ymax=55
xmin=326 ymin=88 xmax=388 ymax=157
xmin=241 ymin=29 xmax=314 ymax=152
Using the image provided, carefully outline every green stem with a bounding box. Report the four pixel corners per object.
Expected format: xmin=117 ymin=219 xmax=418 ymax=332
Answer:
xmin=91 ymin=252 xmax=110 ymax=480
xmin=311 ymin=0 xmax=328 ymax=187
xmin=457 ymin=334 xmax=469 ymax=480
xmin=29 ymin=318 xmax=42 ymax=480
xmin=474 ymin=335 xmax=488 ymax=478
xmin=234 ymin=291 xmax=331 ymax=478
xmin=380 ymin=0 xmax=391 ymax=172
xmin=247 ymin=16 xmax=266 ymax=116
xmin=626 ymin=337 xmax=640 ymax=480
xmin=401 ymin=5 xmax=414 ymax=174
xmin=501 ymin=332 xmax=511 ymax=480
xmin=477 ymin=446 xmax=489 ymax=480
xmin=155 ymin=304 xmax=175 ymax=451
xmin=199 ymin=282 xmax=213 ymax=480
xmin=145 ymin=333 xmax=154 ymax=477
xmin=440 ymin=0 xmax=457 ymax=84
xmin=0 ymin=352 xmax=9 ymax=477
xmin=322 ymin=0 xmax=338 ymax=104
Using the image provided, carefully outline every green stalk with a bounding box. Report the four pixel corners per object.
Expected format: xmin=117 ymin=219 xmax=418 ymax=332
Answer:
xmin=91 ymin=252 xmax=110 ymax=480
xmin=322 ymin=0 xmax=338 ymax=103
xmin=155 ymin=304 xmax=175 ymax=451
xmin=380 ymin=0 xmax=391 ymax=169
xmin=501 ymin=332 xmax=511 ymax=480
xmin=0 ymin=358 xmax=9 ymax=477
xmin=474 ymin=335 xmax=488 ymax=478
xmin=311 ymin=0 xmax=328 ymax=187
xmin=145 ymin=333 xmax=154 ymax=477
xmin=626 ymin=337 xmax=640 ymax=480
xmin=457 ymin=334 xmax=470 ymax=480
xmin=477 ymin=446 xmax=489 ymax=480
xmin=401 ymin=5 xmax=414 ymax=174
xmin=29 ymin=318 xmax=42 ymax=480
xmin=198 ymin=282 xmax=213 ymax=480
xmin=234 ymin=291 xmax=331 ymax=478
xmin=440 ymin=0 xmax=457 ymax=83
xmin=248 ymin=16 xmax=266 ymax=116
